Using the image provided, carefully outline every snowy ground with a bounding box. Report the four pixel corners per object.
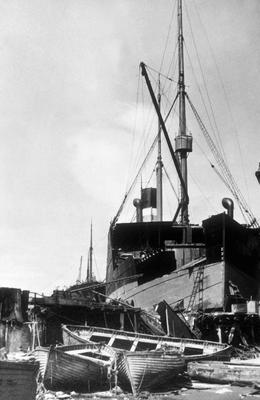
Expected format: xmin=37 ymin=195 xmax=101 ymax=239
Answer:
xmin=37 ymin=381 xmax=260 ymax=400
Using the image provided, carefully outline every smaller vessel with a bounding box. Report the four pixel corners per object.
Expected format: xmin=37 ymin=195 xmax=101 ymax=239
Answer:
xmin=0 ymin=359 xmax=39 ymax=400
xmin=117 ymin=349 xmax=185 ymax=395
xmin=187 ymin=359 xmax=260 ymax=385
xmin=62 ymin=324 xmax=231 ymax=361
xmin=34 ymin=343 xmax=116 ymax=392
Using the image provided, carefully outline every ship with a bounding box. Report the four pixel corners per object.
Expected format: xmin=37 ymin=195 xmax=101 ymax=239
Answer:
xmin=105 ymin=0 xmax=260 ymax=341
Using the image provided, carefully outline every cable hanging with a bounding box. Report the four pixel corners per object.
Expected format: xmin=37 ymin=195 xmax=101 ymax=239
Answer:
xmin=186 ymin=93 xmax=259 ymax=228
xmin=162 ymin=164 xmax=179 ymax=201
xmin=111 ymin=134 xmax=158 ymax=226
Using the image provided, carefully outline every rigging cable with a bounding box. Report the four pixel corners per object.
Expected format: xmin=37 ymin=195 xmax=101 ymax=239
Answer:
xmin=184 ymin=42 xmax=229 ymax=183
xmin=139 ymin=72 xmax=157 ymax=171
xmin=187 ymin=93 xmax=249 ymax=223
xmin=192 ymin=0 xmax=250 ymax=206
xmin=125 ymin=70 xmax=141 ymax=191
xmin=146 ymin=64 xmax=177 ymax=84
xmin=159 ymin=0 xmax=177 ymax=73
xmin=191 ymin=136 xmax=227 ymax=214
xmin=185 ymin=0 xmax=251 ymax=212
xmin=189 ymin=172 xmax=218 ymax=216
xmin=129 ymin=68 xmax=156 ymax=186
xmin=162 ymin=164 xmax=179 ymax=201
xmin=145 ymin=163 xmax=156 ymax=187
xmin=186 ymin=93 xmax=259 ymax=228
xmin=146 ymin=65 xmax=179 ymax=131
xmin=112 ymin=65 xmax=178 ymax=226
xmin=146 ymin=65 xmax=180 ymax=131
xmin=184 ymin=1 xmax=227 ymax=164
xmin=111 ymin=134 xmax=158 ymax=226
xmin=160 ymin=1 xmax=179 ymax=99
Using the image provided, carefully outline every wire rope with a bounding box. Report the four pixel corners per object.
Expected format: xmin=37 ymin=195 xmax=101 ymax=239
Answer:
xmin=130 ymin=70 xmax=156 ymax=178
xmin=125 ymin=71 xmax=141 ymax=191
xmin=186 ymin=93 xmax=259 ymax=227
xmin=112 ymin=135 xmax=158 ymax=225
xmin=159 ymin=0 xmax=177 ymax=74
xmin=192 ymin=0 xmax=250 ymax=205
xmin=184 ymin=1 xmax=227 ymax=163
xmin=162 ymin=164 xmax=179 ymax=201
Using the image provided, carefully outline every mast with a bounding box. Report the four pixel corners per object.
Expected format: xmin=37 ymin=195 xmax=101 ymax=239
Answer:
xmin=156 ymin=77 xmax=163 ymax=221
xmin=175 ymin=0 xmax=192 ymax=224
xmin=87 ymin=221 xmax=93 ymax=282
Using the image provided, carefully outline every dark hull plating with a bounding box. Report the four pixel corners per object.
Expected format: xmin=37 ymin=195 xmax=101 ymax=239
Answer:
xmin=106 ymin=214 xmax=260 ymax=313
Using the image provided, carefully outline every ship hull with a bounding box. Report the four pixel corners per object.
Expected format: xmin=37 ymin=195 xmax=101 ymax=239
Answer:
xmin=107 ymin=260 xmax=224 ymax=311
xmin=106 ymin=214 xmax=260 ymax=313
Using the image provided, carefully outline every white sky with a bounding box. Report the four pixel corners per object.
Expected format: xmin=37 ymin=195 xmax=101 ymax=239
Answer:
xmin=0 ymin=0 xmax=260 ymax=294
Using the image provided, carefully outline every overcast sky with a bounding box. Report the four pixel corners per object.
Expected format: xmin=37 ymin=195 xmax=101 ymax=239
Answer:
xmin=0 ymin=0 xmax=259 ymax=294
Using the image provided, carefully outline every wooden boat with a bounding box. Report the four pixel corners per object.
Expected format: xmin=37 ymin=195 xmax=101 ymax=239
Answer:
xmin=34 ymin=343 xmax=116 ymax=392
xmin=0 ymin=359 xmax=39 ymax=400
xmin=62 ymin=324 xmax=232 ymax=362
xmin=187 ymin=360 xmax=260 ymax=385
xmin=117 ymin=349 xmax=185 ymax=395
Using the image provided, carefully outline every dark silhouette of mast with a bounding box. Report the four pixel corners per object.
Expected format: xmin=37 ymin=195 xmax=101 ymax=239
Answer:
xmin=175 ymin=0 xmax=192 ymax=224
xmin=86 ymin=221 xmax=93 ymax=282
xmin=140 ymin=1 xmax=192 ymax=225
xmin=156 ymin=77 xmax=163 ymax=221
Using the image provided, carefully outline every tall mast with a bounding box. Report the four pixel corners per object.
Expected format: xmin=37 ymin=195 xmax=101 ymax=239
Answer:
xmin=175 ymin=0 xmax=192 ymax=224
xmin=156 ymin=77 xmax=163 ymax=221
xmin=87 ymin=221 xmax=93 ymax=282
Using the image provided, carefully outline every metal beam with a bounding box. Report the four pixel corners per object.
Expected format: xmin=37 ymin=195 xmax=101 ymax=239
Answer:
xmin=140 ymin=62 xmax=189 ymax=218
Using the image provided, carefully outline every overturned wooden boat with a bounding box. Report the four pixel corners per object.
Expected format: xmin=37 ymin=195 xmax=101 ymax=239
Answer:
xmin=187 ymin=359 xmax=260 ymax=385
xmin=34 ymin=343 xmax=116 ymax=392
xmin=117 ymin=349 xmax=185 ymax=395
xmin=0 ymin=359 xmax=39 ymax=400
xmin=62 ymin=324 xmax=232 ymax=361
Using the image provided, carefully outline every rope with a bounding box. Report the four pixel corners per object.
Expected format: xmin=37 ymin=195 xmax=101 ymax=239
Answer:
xmin=159 ymin=0 xmax=177 ymax=74
xmin=162 ymin=164 xmax=179 ymax=201
xmin=191 ymin=0 xmax=249 ymax=200
xmin=186 ymin=93 xmax=259 ymax=228
xmin=111 ymin=134 xmax=158 ymax=226
xmin=185 ymin=0 xmax=253 ymax=219
xmin=184 ymin=1 xmax=227 ymax=163
xmin=125 ymin=71 xmax=141 ymax=191
xmin=146 ymin=64 xmax=177 ymax=84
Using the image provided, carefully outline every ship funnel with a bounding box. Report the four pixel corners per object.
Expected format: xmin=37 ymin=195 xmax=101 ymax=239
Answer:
xmin=222 ymin=198 xmax=234 ymax=219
